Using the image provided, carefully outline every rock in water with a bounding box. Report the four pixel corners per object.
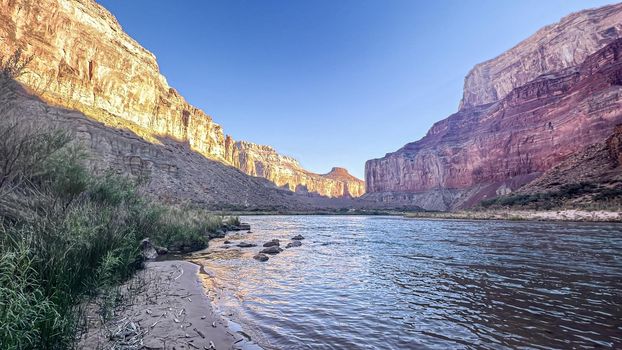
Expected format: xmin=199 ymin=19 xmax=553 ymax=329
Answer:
xmin=286 ymin=241 xmax=302 ymax=248
xmin=253 ymin=253 xmax=269 ymax=262
xmin=210 ymin=230 xmax=226 ymax=238
xmin=291 ymin=234 xmax=305 ymax=240
xmin=260 ymin=246 xmax=283 ymax=255
xmin=237 ymin=242 xmax=257 ymax=248
xmin=263 ymin=239 xmax=280 ymax=247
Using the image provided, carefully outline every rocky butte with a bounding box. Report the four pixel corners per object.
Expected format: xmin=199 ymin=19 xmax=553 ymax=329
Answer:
xmin=0 ymin=0 xmax=364 ymax=199
xmin=365 ymin=3 xmax=622 ymax=210
xmin=229 ymin=140 xmax=364 ymax=198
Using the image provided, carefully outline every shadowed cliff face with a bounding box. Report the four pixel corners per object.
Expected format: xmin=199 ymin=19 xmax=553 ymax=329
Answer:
xmin=0 ymin=0 xmax=363 ymax=198
xmin=365 ymin=33 xmax=622 ymax=210
xmin=515 ymin=124 xmax=622 ymax=197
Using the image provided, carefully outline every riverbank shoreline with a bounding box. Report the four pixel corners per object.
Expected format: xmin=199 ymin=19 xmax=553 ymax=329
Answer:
xmin=79 ymin=260 xmax=242 ymax=350
xmin=206 ymin=209 xmax=622 ymax=223
xmin=404 ymin=209 xmax=622 ymax=222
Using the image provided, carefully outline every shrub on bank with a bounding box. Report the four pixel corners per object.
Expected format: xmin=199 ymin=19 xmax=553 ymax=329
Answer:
xmin=0 ymin=53 xmax=237 ymax=349
xmin=0 ymin=148 xmax=234 ymax=348
xmin=479 ymin=181 xmax=622 ymax=210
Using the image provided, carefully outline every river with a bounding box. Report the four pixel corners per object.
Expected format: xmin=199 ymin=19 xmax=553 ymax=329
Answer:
xmin=191 ymin=216 xmax=622 ymax=349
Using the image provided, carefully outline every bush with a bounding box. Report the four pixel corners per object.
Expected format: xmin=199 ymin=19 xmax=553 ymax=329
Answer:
xmin=0 ymin=52 xmax=230 ymax=348
xmin=0 ymin=244 xmax=68 ymax=350
xmin=479 ymin=181 xmax=622 ymax=210
xmin=224 ymin=215 xmax=241 ymax=227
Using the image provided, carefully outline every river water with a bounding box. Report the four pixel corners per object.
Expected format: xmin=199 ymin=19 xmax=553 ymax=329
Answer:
xmin=191 ymin=216 xmax=622 ymax=349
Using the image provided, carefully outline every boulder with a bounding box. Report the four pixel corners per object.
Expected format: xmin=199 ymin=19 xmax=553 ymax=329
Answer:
xmin=291 ymin=234 xmax=305 ymax=240
xmin=210 ymin=229 xmax=226 ymax=238
xmin=260 ymin=246 xmax=283 ymax=255
xmin=253 ymin=253 xmax=269 ymax=262
xmin=155 ymin=246 xmax=168 ymax=255
xmin=226 ymin=223 xmax=251 ymax=231
xmin=286 ymin=241 xmax=302 ymax=248
xmin=223 ymin=240 xmax=232 ymax=244
xmin=139 ymin=238 xmax=158 ymax=260
xmin=263 ymin=239 xmax=280 ymax=247
xmin=237 ymin=242 xmax=257 ymax=248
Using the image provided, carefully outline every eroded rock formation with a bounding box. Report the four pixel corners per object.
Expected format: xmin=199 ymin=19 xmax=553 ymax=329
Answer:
xmin=0 ymin=0 xmax=363 ymax=198
xmin=8 ymin=84 xmax=298 ymax=210
xmin=608 ymin=125 xmax=622 ymax=167
xmin=365 ymin=15 xmax=622 ymax=211
xmin=516 ymin=124 xmax=622 ymax=197
xmin=233 ymin=142 xmax=364 ymax=198
xmin=461 ymin=3 xmax=622 ymax=108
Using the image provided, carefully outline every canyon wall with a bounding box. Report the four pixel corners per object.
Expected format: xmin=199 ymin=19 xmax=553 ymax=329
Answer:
xmin=366 ymin=5 xmax=622 ymax=210
xmin=461 ymin=3 xmax=622 ymax=108
xmin=0 ymin=0 xmax=363 ymax=198
xmin=233 ymin=142 xmax=365 ymax=198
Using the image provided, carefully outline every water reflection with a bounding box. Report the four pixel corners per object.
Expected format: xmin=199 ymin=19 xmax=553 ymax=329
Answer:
xmin=191 ymin=216 xmax=622 ymax=349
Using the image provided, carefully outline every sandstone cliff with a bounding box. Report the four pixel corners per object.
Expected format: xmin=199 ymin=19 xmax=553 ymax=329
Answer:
xmin=233 ymin=142 xmax=364 ymax=198
xmin=7 ymin=83 xmax=298 ymax=210
xmin=366 ymin=33 xmax=622 ymax=210
xmin=461 ymin=3 xmax=622 ymax=108
xmin=0 ymin=0 xmax=362 ymax=198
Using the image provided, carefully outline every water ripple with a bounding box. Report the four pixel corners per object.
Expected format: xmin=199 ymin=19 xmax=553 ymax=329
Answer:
xmin=194 ymin=216 xmax=622 ymax=350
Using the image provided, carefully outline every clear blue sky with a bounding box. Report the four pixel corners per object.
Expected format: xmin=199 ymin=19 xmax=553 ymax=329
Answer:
xmin=96 ymin=0 xmax=617 ymax=179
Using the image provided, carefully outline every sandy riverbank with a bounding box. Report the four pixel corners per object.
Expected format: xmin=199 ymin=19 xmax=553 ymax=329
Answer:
xmin=405 ymin=209 xmax=622 ymax=222
xmin=79 ymin=260 xmax=244 ymax=350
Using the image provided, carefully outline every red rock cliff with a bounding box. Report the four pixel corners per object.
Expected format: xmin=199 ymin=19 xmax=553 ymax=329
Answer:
xmin=461 ymin=3 xmax=622 ymax=108
xmin=366 ymin=32 xmax=622 ymax=210
xmin=0 ymin=0 xmax=363 ymax=198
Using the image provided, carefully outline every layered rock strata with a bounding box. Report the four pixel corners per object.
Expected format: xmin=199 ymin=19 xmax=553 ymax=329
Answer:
xmin=0 ymin=0 xmax=363 ymax=198
xmin=517 ymin=124 xmax=622 ymax=197
xmin=366 ymin=34 xmax=622 ymax=210
xmin=233 ymin=142 xmax=365 ymax=198
xmin=461 ymin=3 xmax=622 ymax=108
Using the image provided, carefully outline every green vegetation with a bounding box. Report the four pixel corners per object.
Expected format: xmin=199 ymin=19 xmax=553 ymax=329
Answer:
xmin=0 ymin=52 xmax=237 ymax=349
xmin=480 ymin=181 xmax=622 ymax=210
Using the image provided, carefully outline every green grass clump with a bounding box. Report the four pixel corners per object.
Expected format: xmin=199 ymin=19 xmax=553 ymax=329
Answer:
xmin=223 ymin=215 xmax=241 ymax=227
xmin=479 ymin=181 xmax=622 ymax=210
xmin=0 ymin=136 xmax=228 ymax=349
xmin=0 ymin=51 xmax=230 ymax=349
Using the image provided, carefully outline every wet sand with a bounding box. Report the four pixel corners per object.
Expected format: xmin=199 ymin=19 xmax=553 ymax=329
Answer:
xmin=80 ymin=260 xmax=242 ymax=349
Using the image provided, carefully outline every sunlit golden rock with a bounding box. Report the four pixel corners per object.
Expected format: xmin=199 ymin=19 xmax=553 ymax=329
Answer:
xmin=0 ymin=0 xmax=364 ymax=198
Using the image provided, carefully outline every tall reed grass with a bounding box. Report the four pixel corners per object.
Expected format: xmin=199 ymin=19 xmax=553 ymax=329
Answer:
xmin=0 ymin=51 xmax=237 ymax=349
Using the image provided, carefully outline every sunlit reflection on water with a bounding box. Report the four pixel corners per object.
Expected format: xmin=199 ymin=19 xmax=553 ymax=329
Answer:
xmin=191 ymin=216 xmax=622 ymax=349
